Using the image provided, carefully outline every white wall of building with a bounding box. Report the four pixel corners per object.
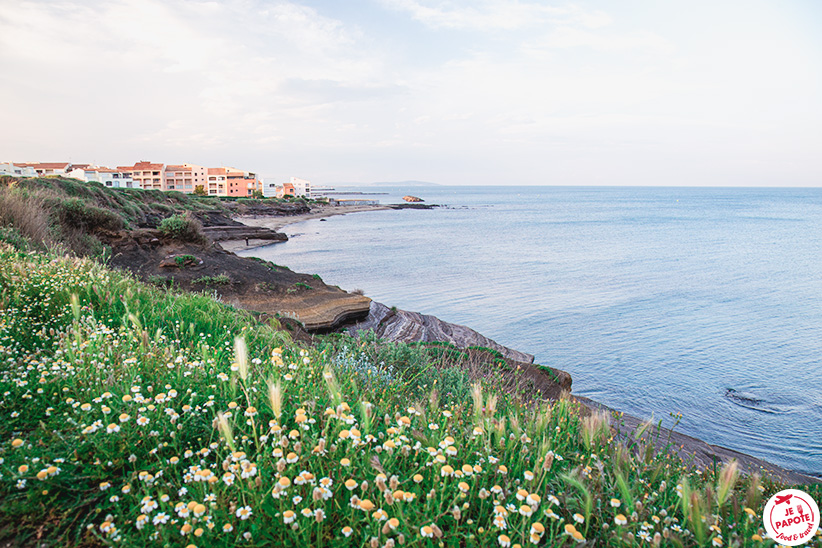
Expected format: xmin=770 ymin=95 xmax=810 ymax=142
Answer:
xmin=290 ymin=176 xmax=311 ymax=197
xmin=261 ymin=179 xmax=279 ymax=198
xmin=68 ymin=167 xmax=134 ymax=188
xmin=0 ymin=163 xmax=37 ymax=177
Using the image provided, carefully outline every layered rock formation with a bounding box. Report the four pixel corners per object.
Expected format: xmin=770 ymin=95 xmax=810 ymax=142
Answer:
xmin=347 ymin=301 xmax=535 ymax=364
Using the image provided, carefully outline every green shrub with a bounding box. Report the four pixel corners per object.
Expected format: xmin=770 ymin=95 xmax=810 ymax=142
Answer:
xmin=174 ymin=254 xmax=198 ymax=267
xmin=192 ymin=274 xmax=231 ymax=285
xmin=0 ymin=226 xmax=29 ymax=251
xmin=158 ymin=213 xmax=205 ymax=243
xmin=56 ymin=197 xmax=124 ymax=232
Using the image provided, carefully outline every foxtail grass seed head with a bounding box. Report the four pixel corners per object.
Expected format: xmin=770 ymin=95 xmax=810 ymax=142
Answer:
xmin=216 ymin=412 xmax=236 ymax=452
xmin=269 ymin=381 xmax=282 ymax=420
xmin=70 ymin=293 xmax=80 ymax=321
xmin=716 ymin=459 xmax=739 ymax=507
xmin=471 ymin=383 xmax=483 ymax=418
xmin=234 ymin=336 xmax=248 ymax=381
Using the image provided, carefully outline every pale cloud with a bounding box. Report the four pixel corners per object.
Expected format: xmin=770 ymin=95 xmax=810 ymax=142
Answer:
xmin=0 ymin=0 xmax=390 ymax=157
xmin=379 ymin=0 xmax=608 ymax=31
xmin=0 ymin=0 xmax=819 ymax=185
xmin=524 ymin=26 xmax=674 ymax=54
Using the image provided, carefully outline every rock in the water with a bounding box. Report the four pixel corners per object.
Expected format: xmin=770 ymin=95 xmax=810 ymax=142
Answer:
xmin=403 ymin=195 xmax=423 ymax=202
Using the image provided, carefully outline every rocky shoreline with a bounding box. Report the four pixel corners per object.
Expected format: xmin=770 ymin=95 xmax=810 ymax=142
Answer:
xmin=207 ymin=203 xmax=818 ymax=484
xmin=220 ymin=202 xmax=432 ymax=253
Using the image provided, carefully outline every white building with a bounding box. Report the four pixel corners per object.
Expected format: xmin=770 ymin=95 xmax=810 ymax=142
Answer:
xmin=14 ymin=162 xmax=72 ymax=177
xmin=261 ymin=179 xmax=279 ymax=198
xmin=0 ymin=163 xmax=37 ymax=177
xmin=68 ymin=166 xmax=134 ymax=188
xmin=290 ymin=176 xmax=311 ymax=198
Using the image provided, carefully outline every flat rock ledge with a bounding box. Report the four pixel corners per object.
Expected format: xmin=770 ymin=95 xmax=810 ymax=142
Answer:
xmin=347 ymin=301 xmax=535 ymax=364
xmin=278 ymin=293 xmax=373 ymax=332
xmin=202 ymin=225 xmax=287 ymax=242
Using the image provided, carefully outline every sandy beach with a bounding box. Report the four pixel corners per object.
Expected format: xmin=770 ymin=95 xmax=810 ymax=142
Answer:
xmin=219 ymin=203 xmax=392 ymax=253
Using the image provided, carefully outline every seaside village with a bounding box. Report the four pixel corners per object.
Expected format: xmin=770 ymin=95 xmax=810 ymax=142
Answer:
xmin=0 ymin=160 xmax=316 ymax=199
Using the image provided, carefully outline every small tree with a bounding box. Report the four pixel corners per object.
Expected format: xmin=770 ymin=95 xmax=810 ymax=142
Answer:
xmin=193 ymin=185 xmax=206 ymax=196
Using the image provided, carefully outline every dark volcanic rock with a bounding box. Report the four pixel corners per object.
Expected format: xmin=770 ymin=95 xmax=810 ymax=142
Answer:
xmin=347 ymin=301 xmax=535 ymax=364
xmin=226 ymin=201 xmax=311 ymax=217
xmin=102 ymin=229 xmax=369 ymax=332
xmin=202 ymin=226 xmax=288 ymax=242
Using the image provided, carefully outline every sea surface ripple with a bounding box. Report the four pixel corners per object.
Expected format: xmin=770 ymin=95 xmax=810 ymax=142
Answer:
xmin=241 ymin=186 xmax=822 ymax=476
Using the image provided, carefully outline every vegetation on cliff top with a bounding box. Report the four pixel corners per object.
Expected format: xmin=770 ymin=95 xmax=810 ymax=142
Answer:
xmin=1 ymin=246 xmax=819 ymax=547
xmin=0 ymin=176 xmax=317 ymax=256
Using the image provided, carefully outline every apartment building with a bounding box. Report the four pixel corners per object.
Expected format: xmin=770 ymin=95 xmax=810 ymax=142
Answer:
xmin=117 ymin=161 xmax=164 ymax=191
xmin=262 ymin=180 xmax=278 ymax=198
xmin=0 ymin=163 xmax=37 ymax=177
xmin=3 ymin=159 xmax=262 ymax=197
xmin=206 ymin=167 xmax=227 ymax=195
xmin=277 ymin=182 xmax=296 ymax=198
xmin=68 ymin=166 xmax=134 ymax=188
xmin=14 ymin=162 xmax=72 ymax=177
xmin=164 ymin=165 xmax=192 ymax=192
xmin=290 ymin=176 xmax=311 ymax=198
xmin=226 ymin=168 xmax=261 ymax=196
xmin=183 ymin=164 xmax=208 ymax=193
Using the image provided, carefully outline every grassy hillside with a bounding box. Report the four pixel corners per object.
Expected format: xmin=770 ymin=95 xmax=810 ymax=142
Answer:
xmin=0 ymin=176 xmax=309 ymax=257
xmin=1 ymin=246 xmax=818 ymax=547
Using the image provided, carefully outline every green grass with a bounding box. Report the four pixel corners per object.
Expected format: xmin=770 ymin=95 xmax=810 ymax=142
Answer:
xmin=0 ymin=246 xmax=819 ymax=547
xmin=249 ymin=257 xmax=290 ymax=271
xmin=0 ymin=176 xmax=231 ymax=258
xmin=175 ymin=255 xmax=198 ymax=267
xmin=192 ymin=274 xmax=231 ymax=286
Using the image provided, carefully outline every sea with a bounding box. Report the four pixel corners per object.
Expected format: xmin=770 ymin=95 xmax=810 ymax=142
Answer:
xmin=239 ymin=185 xmax=822 ymax=476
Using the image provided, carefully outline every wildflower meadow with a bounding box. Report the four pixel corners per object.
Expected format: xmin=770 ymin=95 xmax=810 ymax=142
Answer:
xmin=0 ymin=246 xmax=819 ymax=547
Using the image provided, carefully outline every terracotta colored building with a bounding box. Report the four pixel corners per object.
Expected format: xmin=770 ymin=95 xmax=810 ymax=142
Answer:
xmin=226 ymin=168 xmax=261 ymax=196
xmin=118 ymin=161 xmax=165 ymax=191
xmin=164 ymin=165 xmax=193 ymax=192
xmin=277 ymin=182 xmax=295 ymax=198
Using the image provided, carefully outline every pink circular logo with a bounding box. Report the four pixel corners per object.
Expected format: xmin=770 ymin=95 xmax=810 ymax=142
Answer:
xmin=763 ymin=489 xmax=820 ymax=546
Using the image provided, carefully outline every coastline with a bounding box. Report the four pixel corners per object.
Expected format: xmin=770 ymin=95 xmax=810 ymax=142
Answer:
xmin=220 ymin=203 xmax=392 ymax=253
xmin=219 ymin=205 xmax=819 ymax=484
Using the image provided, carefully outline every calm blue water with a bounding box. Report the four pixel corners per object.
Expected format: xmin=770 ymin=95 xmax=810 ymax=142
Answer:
xmin=241 ymin=186 xmax=822 ymax=476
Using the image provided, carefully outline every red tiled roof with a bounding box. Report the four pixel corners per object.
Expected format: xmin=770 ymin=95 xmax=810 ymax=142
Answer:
xmin=207 ymin=167 xmax=227 ymax=175
xmin=17 ymin=162 xmax=71 ymax=169
xmin=130 ymin=161 xmax=164 ymax=170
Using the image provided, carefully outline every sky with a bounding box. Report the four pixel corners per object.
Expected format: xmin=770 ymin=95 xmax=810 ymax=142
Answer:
xmin=1 ymin=0 xmax=821 ymax=186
